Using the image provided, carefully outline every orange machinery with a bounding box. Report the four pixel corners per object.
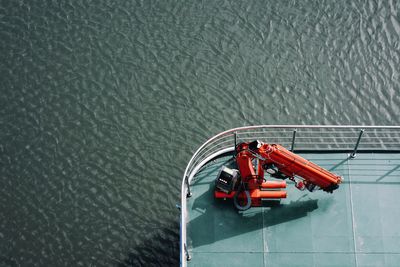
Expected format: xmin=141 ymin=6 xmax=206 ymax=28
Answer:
xmin=214 ymin=140 xmax=342 ymax=210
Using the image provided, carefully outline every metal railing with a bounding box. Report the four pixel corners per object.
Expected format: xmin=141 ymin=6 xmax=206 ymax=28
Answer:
xmin=180 ymin=125 xmax=400 ymax=266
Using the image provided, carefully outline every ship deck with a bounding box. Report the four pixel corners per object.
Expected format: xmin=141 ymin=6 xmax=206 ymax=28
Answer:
xmin=186 ymin=152 xmax=400 ymax=267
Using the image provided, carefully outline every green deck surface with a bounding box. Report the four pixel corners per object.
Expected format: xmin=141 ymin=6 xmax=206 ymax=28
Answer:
xmin=187 ymin=153 xmax=400 ymax=267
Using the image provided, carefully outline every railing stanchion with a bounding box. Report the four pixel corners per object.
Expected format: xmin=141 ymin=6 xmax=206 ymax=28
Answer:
xmin=185 ymin=176 xmax=192 ymax=198
xmin=351 ymin=129 xmax=364 ymax=158
xmin=185 ymin=243 xmax=191 ymax=261
xmin=234 ymin=131 xmax=237 ymax=148
xmin=290 ymin=129 xmax=297 ymax=152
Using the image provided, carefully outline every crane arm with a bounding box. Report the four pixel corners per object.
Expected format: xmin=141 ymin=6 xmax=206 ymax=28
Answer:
xmin=214 ymin=140 xmax=342 ymax=210
xmin=236 ymin=140 xmax=342 ymax=192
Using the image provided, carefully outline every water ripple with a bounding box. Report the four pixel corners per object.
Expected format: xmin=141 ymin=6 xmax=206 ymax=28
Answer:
xmin=1 ymin=0 xmax=400 ymax=266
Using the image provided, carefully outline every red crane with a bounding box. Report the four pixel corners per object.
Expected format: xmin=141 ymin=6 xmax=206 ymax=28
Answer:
xmin=214 ymin=140 xmax=342 ymax=210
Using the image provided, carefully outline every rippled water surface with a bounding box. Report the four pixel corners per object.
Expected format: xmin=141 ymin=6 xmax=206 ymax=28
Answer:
xmin=1 ymin=0 xmax=400 ymax=266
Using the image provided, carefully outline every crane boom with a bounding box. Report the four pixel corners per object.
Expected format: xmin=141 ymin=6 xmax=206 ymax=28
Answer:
xmin=214 ymin=140 xmax=342 ymax=210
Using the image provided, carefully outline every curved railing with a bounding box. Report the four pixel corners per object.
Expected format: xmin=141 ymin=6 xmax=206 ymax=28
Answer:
xmin=180 ymin=125 xmax=400 ymax=266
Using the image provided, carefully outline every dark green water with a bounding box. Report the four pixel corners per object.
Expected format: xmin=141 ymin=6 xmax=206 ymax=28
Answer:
xmin=1 ymin=0 xmax=400 ymax=266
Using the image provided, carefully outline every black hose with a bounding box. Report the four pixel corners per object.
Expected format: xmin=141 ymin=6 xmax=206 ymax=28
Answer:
xmin=233 ymin=181 xmax=251 ymax=211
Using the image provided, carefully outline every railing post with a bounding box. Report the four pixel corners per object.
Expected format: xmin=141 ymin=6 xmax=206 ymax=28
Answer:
xmin=290 ymin=129 xmax=297 ymax=152
xmin=185 ymin=243 xmax=192 ymax=261
xmin=185 ymin=243 xmax=191 ymax=261
xmin=185 ymin=175 xmax=192 ymax=198
xmin=350 ymin=129 xmax=364 ymax=158
xmin=234 ymin=131 xmax=237 ymax=148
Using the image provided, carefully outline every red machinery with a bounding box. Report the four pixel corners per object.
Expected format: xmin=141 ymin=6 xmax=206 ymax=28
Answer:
xmin=214 ymin=140 xmax=342 ymax=210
